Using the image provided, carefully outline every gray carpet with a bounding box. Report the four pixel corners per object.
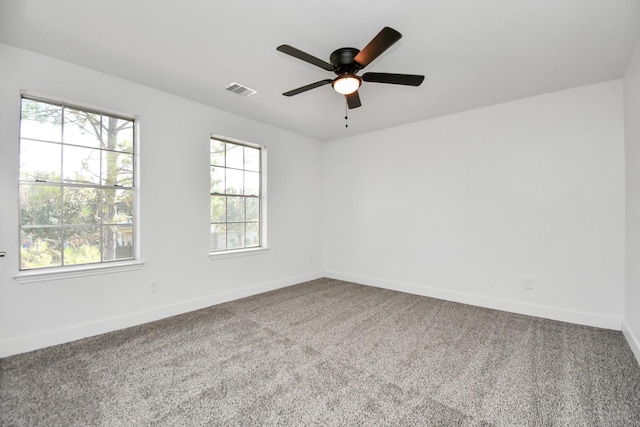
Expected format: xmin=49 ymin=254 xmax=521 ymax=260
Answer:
xmin=1 ymin=278 xmax=639 ymax=426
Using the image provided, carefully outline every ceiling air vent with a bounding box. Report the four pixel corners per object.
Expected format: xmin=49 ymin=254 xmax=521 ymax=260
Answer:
xmin=226 ymin=82 xmax=257 ymax=97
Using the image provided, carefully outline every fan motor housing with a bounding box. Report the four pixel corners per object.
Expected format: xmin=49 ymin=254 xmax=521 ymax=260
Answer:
xmin=330 ymin=47 xmax=361 ymax=74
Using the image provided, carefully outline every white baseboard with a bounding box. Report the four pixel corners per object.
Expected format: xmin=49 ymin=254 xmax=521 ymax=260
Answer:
xmin=622 ymin=321 xmax=640 ymax=366
xmin=325 ymin=271 xmax=622 ymax=330
xmin=0 ymin=271 xmax=323 ymax=358
xmin=2 ymin=271 xmax=625 ymax=358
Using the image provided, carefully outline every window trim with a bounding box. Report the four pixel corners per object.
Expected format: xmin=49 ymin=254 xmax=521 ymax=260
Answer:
xmin=208 ymin=134 xmax=267 ymax=256
xmin=17 ymin=92 xmax=141 ymax=275
xmin=14 ymin=260 xmax=145 ymax=284
xmin=208 ymin=247 xmax=270 ymax=261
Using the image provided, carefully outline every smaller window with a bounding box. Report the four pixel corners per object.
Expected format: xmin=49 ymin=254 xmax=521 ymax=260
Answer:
xmin=210 ymin=137 xmax=263 ymax=252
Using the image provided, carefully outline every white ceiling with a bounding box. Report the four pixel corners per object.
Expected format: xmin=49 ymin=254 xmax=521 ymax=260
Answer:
xmin=1 ymin=0 xmax=639 ymax=141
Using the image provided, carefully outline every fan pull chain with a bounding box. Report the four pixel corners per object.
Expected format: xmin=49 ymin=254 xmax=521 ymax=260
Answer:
xmin=345 ymin=101 xmax=348 ymax=128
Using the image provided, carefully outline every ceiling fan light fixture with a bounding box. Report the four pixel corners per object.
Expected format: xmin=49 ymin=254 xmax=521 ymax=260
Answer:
xmin=332 ymin=75 xmax=361 ymax=95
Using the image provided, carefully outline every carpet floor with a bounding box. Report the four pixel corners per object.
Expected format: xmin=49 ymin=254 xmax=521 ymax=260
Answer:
xmin=1 ymin=278 xmax=639 ymax=426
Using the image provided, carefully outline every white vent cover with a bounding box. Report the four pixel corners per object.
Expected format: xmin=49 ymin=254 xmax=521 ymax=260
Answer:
xmin=226 ymin=82 xmax=257 ymax=97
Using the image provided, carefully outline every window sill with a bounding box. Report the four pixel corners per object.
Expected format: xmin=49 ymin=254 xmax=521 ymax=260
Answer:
xmin=208 ymin=247 xmax=270 ymax=261
xmin=14 ymin=260 xmax=145 ymax=284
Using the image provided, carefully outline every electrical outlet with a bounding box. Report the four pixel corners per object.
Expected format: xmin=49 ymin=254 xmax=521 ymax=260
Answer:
xmin=524 ymin=277 xmax=533 ymax=290
xmin=150 ymin=279 xmax=159 ymax=293
xmin=307 ymin=255 xmax=312 ymax=264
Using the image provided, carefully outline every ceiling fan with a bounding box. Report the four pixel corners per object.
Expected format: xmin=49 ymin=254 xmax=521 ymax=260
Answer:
xmin=277 ymin=27 xmax=424 ymax=109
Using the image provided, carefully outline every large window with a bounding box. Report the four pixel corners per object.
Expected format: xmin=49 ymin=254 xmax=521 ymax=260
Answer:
xmin=210 ymin=137 xmax=263 ymax=252
xmin=19 ymin=97 xmax=136 ymax=270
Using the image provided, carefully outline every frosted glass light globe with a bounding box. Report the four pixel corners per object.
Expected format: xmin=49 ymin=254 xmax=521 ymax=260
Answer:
xmin=332 ymin=76 xmax=361 ymax=95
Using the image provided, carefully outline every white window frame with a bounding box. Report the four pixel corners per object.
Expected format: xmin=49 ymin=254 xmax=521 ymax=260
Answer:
xmin=208 ymin=135 xmax=268 ymax=260
xmin=15 ymin=93 xmax=143 ymax=283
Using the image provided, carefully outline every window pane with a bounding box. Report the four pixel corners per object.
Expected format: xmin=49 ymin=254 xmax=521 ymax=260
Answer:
xmin=226 ymin=168 xmax=243 ymax=195
xmin=245 ymin=147 xmax=260 ymax=172
xmin=102 ymin=151 xmax=133 ymax=187
xmin=227 ymin=223 xmax=244 ymax=249
xmin=245 ymin=171 xmax=260 ymax=196
xmin=20 ymin=227 xmax=62 ymax=269
xmin=20 ymin=139 xmax=61 ymax=182
xmin=103 ymin=225 xmax=133 ymax=261
xmin=63 ymin=145 xmax=101 ymax=184
xmin=20 ymin=184 xmax=62 ymax=226
xmin=227 ymin=196 xmax=245 ymax=222
xmin=211 ymin=195 xmax=226 ymax=222
xmin=63 ymin=226 xmax=101 ymax=265
xmin=246 ymin=198 xmax=260 ymax=222
xmin=101 ymin=189 xmax=133 ymax=224
xmin=19 ymin=98 xmax=137 ymax=270
xmin=103 ymin=116 xmax=134 ymax=153
xmin=246 ymin=222 xmax=260 ymax=247
xmin=209 ymin=138 xmax=262 ymax=253
xmin=211 ymin=167 xmax=225 ymax=194
xmin=211 ymin=223 xmax=226 ymax=251
xmin=63 ymin=187 xmax=99 ymax=224
xmin=211 ymin=139 xmax=225 ymax=166
xmin=64 ymin=108 xmax=101 ymax=148
xmin=226 ymin=143 xmax=243 ymax=169
xmin=20 ymin=99 xmax=62 ymax=142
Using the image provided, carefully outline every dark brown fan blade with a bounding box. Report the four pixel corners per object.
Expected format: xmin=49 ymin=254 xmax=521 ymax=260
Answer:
xmin=362 ymin=72 xmax=424 ymax=86
xmin=353 ymin=27 xmax=402 ymax=68
xmin=283 ymin=79 xmax=333 ymax=96
xmin=277 ymin=45 xmax=334 ymax=71
xmin=346 ymin=91 xmax=361 ymax=109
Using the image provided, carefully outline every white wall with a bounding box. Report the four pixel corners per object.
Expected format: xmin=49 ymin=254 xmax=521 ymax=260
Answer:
xmin=323 ymin=80 xmax=625 ymax=329
xmin=0 ymin=43 xmax=324 ymax=357
xmin=624 ymin=37 xmax=640 ymax=363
